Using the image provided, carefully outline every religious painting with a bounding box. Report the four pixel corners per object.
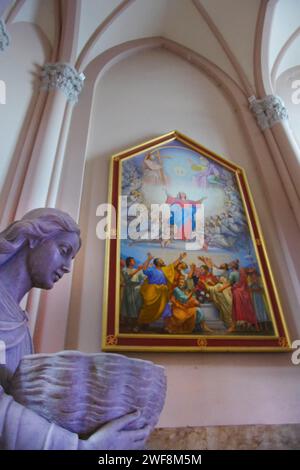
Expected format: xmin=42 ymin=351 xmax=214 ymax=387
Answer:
xmin=101 ymin=131 xmax=290 ymax=352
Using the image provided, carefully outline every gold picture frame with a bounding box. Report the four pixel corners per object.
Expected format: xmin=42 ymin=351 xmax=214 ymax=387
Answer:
xmin=102 ymin=131 xmax=291 ymax=352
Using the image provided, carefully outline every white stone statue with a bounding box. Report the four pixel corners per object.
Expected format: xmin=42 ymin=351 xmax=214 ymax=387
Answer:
xmin=0 ymin=208 xmax=166 ymax=450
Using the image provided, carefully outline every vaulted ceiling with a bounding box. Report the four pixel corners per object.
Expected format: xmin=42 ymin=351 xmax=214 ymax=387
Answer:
xmin=2 ymin=0 xmax=300 ymax=97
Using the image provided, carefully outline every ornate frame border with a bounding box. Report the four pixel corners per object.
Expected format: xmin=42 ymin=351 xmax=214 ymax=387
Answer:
xmin=102 ymin=131 xmax=291 ymax=352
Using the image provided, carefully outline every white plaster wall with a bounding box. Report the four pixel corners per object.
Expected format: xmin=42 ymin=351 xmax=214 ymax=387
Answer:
xmin=84 ymin=0 xmax=169 ymax=62
xmin=14 ymin=0 xmax=57 ymax=50
xmin=200 ymin=0 xmax=260 ymax=88
xmin=67 ymin=48 xmax=300 ymax=427
xmin=275 ymin=36 xmax=300 ymax=81
xmin=77 ymin=0 xmax=242 ymax=90
xmin=160 ymin=0 xmax=241 ymax=87
xmin=0 ymin=22 xmax=51 ymax=198
xmin=77 ymin=0 xmax=121 ymax=56
xmin=268 ymin=0 xmax=300 ymax=71
xmin=276 ymin=67 xmax=300 ymax=150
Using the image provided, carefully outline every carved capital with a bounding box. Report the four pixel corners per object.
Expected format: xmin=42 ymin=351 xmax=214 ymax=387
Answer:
xmin=249 ymin=95 xmax=288 ymax=130
xmin=40 ymin=63 xmax=85 ymax=103
xmin=0 ymin=19 xmax=10 ymax=52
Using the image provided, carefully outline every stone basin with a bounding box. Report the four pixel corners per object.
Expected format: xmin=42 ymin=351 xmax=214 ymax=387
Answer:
xmin=9 ymin=350 xmax=167 ymax=438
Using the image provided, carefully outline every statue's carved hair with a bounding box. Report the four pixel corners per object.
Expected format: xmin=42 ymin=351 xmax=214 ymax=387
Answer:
xmin=0 ymin=208 xmax=81 ymax=266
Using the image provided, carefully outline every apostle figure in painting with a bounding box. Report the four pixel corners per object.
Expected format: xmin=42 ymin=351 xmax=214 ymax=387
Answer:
xmin=165 ymin=276 xmax=212 ymax=334
xmin=219 ymin=260 xmax=258 ymax=333
xmin=248 ymin=268 xmax=271 ymax=332
xmin=0 ymin=208 xmax=151 ymax=450
xmin=121 ymin=256 xmax=145 ymax=330
xmin=173 ymin=260 xmax=188 ymax=290
xmin=138 ymin=252 xmax=187 ymax=328
xmin=204 ymin=277 xmax=233 ymax=329
xmin=194 ymin=256 xmax=232 ymax=328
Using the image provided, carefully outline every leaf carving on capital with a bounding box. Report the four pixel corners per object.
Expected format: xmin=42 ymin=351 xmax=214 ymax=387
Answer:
xmin=249 ymin=95 xmax=288 ymax=130
xmin=40 ymin=63 xmax=85 ymax=103
xmin=0 ymin=19 xmax=10 ymax=52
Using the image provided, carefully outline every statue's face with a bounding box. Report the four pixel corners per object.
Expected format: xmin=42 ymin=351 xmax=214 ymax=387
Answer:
xmin=27 ymin=232 xmax=81 ymax=290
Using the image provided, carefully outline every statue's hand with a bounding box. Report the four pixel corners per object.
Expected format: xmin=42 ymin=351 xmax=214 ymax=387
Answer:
xmin=78 ymin=411 xmax=151 ymax=450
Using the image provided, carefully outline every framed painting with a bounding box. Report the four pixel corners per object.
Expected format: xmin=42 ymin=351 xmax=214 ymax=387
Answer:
xmin=101 ymin=131 xmax=291 ymax=352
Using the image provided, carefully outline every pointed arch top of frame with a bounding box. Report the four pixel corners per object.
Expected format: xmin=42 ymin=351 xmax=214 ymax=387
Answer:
xmin=111 ymin=130 xmax=242 ymax=174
